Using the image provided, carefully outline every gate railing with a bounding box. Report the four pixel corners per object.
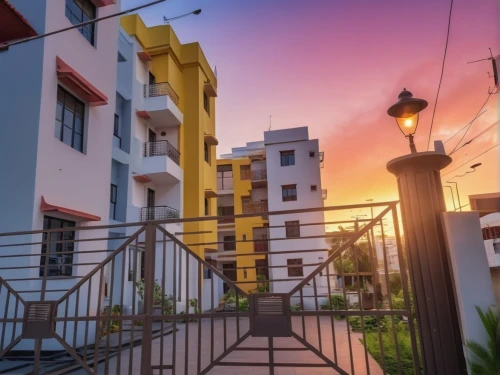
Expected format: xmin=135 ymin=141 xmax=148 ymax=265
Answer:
xmin=0 ymin=201 xmax=420 ymax=375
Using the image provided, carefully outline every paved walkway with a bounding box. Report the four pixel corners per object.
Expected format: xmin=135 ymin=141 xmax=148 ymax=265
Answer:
xmin=101 ymin=316 xmax=383 ymax=375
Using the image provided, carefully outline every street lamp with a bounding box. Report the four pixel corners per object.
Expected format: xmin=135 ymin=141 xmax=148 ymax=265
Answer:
xmin=387 ymin=89 xmax=428 ymax=154
xmin=164 ymin=9 xmax=202 ymax=24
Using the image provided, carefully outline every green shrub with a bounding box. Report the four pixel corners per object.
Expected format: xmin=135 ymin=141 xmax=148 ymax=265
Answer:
xmin=320 ymin=294 xmax=346 ymax=319
xmin=238 ymin=298 xmax=249 ymax=312
xmin=363 ymin=328 xmax=422 ymax=375
xmin=290 ymin=303 xmax=302 ymax=312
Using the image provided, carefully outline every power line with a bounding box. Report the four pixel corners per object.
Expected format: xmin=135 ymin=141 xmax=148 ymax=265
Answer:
xmin=442 ymin=143 xmax=499 ymax=177
xmin=0 ymin=0 xmax=167 ymax=51
xmin=449 ymin=120 xmax=499 ymax=155
xmin=443 ymin=108 xmax=488 ymax=144
xmin=426 ymin=0 xmax=455 ymax=151
xmin=448 ymin=92 xmax=492 ymax=154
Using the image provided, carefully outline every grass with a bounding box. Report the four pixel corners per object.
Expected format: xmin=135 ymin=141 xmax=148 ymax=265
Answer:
xmin=363 ymin=327 xmax=422 ymax=375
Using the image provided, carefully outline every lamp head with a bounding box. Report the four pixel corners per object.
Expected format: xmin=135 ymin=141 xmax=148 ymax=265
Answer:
xmin=193 ymin=9 xmax=202 ymax=15
xmin=387 ymin=89 xmax=428 ymax=137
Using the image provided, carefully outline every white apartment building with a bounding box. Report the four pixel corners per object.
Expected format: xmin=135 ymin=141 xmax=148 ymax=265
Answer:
xmin=106 ymin=27 xmax=185 ymax=314
xmin=0 ymin=0 xmax=120 ymax=350
xmin=219 ymin=127 xmax=329 ymax=306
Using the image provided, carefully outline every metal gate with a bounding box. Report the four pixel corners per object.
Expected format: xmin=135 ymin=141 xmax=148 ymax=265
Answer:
xmin=0 ymin=201 xmax=420 ymax=374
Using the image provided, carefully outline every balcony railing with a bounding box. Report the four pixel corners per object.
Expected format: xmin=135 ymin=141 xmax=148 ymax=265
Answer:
xmin=251 ymin=169 xmax=267 ymax=181
xmin=141 ymin=206 xmax=180 ymax=221
xmin=218 ymin=206 xmax=235 ymax=224
xmin=143 ymin=140 xmax=180 ymax=166
xmin=242 ymin=201 xmax=268 ymax=214
xmin=143 ymin=82 xmax=180 ymax=106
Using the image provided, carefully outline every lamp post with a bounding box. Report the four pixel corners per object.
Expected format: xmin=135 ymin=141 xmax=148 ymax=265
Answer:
xmin=386 ymin=89 xmax=467 ymax=374
xmin=387 ymin=89 xmax=428 ymax=154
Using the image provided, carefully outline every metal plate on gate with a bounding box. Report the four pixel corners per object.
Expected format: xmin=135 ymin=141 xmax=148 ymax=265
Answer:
xmin=249 ymin=293 xmax=291 ymax=337
xmin=22 ymin=301 xmax=57 ymax=339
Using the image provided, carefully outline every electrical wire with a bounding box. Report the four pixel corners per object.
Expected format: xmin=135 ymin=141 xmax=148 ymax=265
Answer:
xmin=443 ymin=109 xmax=488 ymax=144
xmin=442 ymin=143 xmax=500 ymax=177
xmin=448 ymin=92 xmax=492 ymax=154
xmin=449 ymin=120 xmax=499 ymax=155
xmin=426 ymin=0 xmax=455 ymax=151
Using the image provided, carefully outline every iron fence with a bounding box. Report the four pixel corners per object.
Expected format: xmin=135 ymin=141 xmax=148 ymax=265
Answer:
xmin=143 ymin=82 xmax=180 ymax=106
xmin=140 ymin=206 xmax=180 ymax=221
xmin=242 ymin=200 xmax=268 ymax=214
xmin=143 ymin=140 xmax=181 ymax=166
xmin=0 ymin=201 xmax=420 ymax=374
xmin=251 ymin=169 xmax=267 ymax=181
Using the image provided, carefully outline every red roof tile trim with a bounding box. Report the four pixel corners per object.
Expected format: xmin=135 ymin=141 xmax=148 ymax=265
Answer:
xmin=91 ymin=0 xmax=115 ymax=7
xmin=0 ymin=0 xmax=37 ymax=44
xmin=56 ymin=56 xmax=108 ymax=106
xmin=40 ymin=196 xmax=101 ymax=221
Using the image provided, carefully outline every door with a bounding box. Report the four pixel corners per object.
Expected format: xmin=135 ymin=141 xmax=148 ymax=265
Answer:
xmin=147 ymin=188 xmax=155 ymax=220
xmin=147 ymin=129 xmax=156 ymax=156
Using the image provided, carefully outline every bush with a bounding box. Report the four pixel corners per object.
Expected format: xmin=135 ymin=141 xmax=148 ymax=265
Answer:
xmin=238 ymin=298 xmax=249 ymax=312
xmin=363 ymin=328 xmax=422 ymax=375
xmin=320 ymin=294 xmax=346 ymax=319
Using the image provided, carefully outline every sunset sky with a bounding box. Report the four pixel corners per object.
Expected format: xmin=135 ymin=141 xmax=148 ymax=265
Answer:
xmin=125 ymin=0 xmax=499 ymax=216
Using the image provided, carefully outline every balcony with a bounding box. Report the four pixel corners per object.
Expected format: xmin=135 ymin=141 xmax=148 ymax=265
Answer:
xmin=141 ymin=82 xmax=183 ymax=128
xmin=141 ymin=206 xmax=180 ymax=221
xmin=144 ymin=140 xmax=180 ymax=165
xmin=251 ymin=169 xmax=267 ymax=188
xmin=139 ymin=140 xmax=182 ymax=184
xmin=242 ymin=201 xmax=268 ymax=214
xmin=218 ymin=206 xmax=235 ymax=224
xmin=254 ymin=240 xmax=269 ymax=253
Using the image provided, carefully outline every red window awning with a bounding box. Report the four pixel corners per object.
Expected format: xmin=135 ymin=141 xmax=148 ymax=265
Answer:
xmin=40 ymin=196 xmax=101 ymax=222
xmin=0 ymin=0 xmax=37 ymax=44
xmin=133 ymin=175 xmax=152 ymax=183
xmin=91 ymin=0 xmax=115 ymax=7
xmin=56 ymin=56 xmax=108 ymax=106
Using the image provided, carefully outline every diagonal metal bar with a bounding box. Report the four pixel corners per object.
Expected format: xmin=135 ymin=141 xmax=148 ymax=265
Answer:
xmin=291 ymin=332 xmax=349 ymax=375
xmin=0 ymin=335 xmax=22 ymax=358
xmin=199 ymin=331 xmax=251 ymax=375
xmin=289 ymin=204 xmax=395 ymax=296
xmin=156 ymin=224 xmax=249 ymax=298
xmin=0 ymin=278 xmax=27 ymax=306
xmin=52 ymin=333 xmax=94 ymax=374
xmin=55 ymin=226 xmax=146 ymax=305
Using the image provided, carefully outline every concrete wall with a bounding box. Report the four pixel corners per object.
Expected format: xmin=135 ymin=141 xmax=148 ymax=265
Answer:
xmin=441 ymin=212 xmax=496 ymax=360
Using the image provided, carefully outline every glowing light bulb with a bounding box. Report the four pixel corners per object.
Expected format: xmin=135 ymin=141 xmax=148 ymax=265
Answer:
xmin=404 ymin=119 xmax=413 ymax=128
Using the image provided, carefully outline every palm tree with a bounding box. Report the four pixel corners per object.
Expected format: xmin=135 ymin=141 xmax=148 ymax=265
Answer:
xmin=466 ymin=306 xmax=500 ymax=375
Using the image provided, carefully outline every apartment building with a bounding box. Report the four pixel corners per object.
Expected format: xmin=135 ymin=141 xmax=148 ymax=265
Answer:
xmin=107 ymin=15 xmax=219 ymax=310
xmin=217 ymin=127 xmax=328 ymax=300
xmin=0 ymin=0 xmax=120 ymax=349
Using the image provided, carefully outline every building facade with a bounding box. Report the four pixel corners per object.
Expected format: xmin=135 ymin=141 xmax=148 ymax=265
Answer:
xmin=217 ymin=127 xmax=328 ymax=300
xmin=108 ymin=15 xmax=220 ymax=311
xmin=0 ymin=0 xmax=120 ymax=349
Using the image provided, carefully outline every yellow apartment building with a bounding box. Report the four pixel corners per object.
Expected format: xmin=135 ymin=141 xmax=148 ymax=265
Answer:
xmin=121 ymin=15 xmax=218 ymax=256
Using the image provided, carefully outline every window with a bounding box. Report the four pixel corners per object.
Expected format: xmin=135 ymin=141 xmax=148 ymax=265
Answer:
xmin=285 ymin=221 xmax=300 ymax=238
xmin=204 ymin=142 xmax=210 ymax=164
xmin=223 ymin=236 xmax=236 ymax=251
xmin=65 ymin=0 xmax=96 ymax=45
xmin=280 ymin=150 xmax=295 ymax=166
xmin=311 ymin=185 xmax=317 ymax=191
xmin=494 ymin=242 xmax=500 ymax=254
xmin=287 ymin=258 xmax=303 ymax=277
xmin=39 ymin=216 xmax=76 ymax=277
xmin=113 ymin=114 xmax=121 ymax=148
xmin=217 ymin=165 xmax=233 ymax=190
xmin=240 ymin=165 xmax=251 ymax=180
xmin=203 ymin=92 xmax=209 ymax=114
xmin=56 ymin=86 xmax=85 ymax=152
xmin=282 ymin=184 xmax=297 ymax=202
xmin=110 ymin=184 xmax=117 ymax=220
xmin=309 ymin=151 xmax=315 ymax=158
xmin=205 ymin=198 xmax=209 ymax=216
xmin=149 ymin=72 xmax=156 ymax=85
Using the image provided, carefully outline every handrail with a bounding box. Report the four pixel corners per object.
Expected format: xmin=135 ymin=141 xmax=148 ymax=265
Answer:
xmin=143 ymin=81 xmax=180 ymax=105
xmin=143 ymin=140 xmax=180 ymax=166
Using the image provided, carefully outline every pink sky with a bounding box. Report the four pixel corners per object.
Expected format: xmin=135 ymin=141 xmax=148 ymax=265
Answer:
xmin=128 ymin=0 xmax=499 ymax=212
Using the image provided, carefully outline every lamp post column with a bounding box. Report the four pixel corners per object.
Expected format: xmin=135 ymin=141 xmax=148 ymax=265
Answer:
xmin=387 ymin=151 xmax=467 ymax=375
